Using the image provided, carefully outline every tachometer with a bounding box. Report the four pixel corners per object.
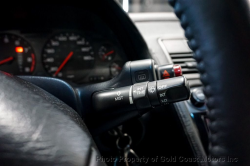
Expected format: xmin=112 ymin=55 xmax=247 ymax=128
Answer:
xmin=42 ymin=32 xmax=95 ymax=82
xmin=0 ymin=33 xmax=36 ymax=75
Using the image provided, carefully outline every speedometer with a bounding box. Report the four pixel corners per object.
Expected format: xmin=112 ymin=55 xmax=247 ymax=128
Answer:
xmin=42 ymin=32 xmax=95 ymax=82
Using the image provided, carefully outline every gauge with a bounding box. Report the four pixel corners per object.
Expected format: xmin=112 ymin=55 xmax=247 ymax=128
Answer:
xmin=110 ymin=61 xmax=123 ymax=77
xmin=42 ymin=32 xmax=95 ymax=82
xmin=98 ymin=43 xmax=116 ymax=61
xmin=0 ymin=33 xmax=36 ymax=75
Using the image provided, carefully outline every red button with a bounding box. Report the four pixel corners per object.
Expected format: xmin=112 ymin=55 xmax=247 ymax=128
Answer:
xmin=173 ymin=65 xmax=182 ymax=76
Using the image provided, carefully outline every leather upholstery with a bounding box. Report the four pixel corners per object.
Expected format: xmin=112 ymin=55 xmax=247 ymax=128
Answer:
xmin=174 ymin=102 xmax=208 ymax=166
xmin=19 ymin=76 xmax=80 ymax=115
xmin=0 ymin=72 xmax=105 ymax=166
xmin=169 ymin=0 xmax=250 ymax=165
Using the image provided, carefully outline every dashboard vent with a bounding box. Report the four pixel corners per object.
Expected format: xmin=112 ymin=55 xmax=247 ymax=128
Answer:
xmin=170 ymin=53 xmax=198 ymax=74
xmin=160 ymin=39 xmax=201 ymax=87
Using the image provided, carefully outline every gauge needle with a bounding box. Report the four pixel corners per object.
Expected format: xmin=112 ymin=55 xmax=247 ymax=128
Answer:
xmin=0 ymin=57 xmax=14 ymax=65
xmin=54 ymin=51 xmax=73 ymax=76
xmin=102 ymin=50 xmax=114 ymax=60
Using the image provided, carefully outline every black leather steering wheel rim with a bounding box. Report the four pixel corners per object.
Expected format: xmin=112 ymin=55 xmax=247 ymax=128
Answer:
xmin=0 ymin=72 xmax=104 ymax=166
xmin=169 ymin=0 xmax=250 ymax=165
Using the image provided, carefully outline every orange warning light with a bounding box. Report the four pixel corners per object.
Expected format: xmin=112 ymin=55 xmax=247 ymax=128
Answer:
xmin=15 ymin=47 xmax=23 ymax=53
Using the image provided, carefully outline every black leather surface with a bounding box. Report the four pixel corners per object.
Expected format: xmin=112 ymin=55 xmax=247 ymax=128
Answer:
xmin=174 ymin=102 xmax=208 ymax=166
xmin=19 ymin=76 xmax=80 ymax=115
xmin=0 ymin=72 xmax=105 ymax=166
xmin=169 ymin=0 xmax=250 ymax=165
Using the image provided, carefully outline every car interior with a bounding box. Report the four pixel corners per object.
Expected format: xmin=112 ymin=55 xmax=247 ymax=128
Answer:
xmin=0 ymin=0 xmax=249 ymax=165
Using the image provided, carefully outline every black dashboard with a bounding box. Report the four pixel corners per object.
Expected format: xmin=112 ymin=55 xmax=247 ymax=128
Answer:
xmin=0 ymin=4 xmax=148 ymax=84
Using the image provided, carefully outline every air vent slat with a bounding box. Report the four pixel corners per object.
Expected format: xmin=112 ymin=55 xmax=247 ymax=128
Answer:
xmin=181 ymin=68 xmax=198 ymax=73
xmin=172 ymin=58 xmax=195 ymax=63
xmin=169 ymin=49 xmax=199 ymax=80
xmin=170 ymin=53 xmax=193 ymax=58
xmin=184 ymin=74 xmax=200 ymax=80
xmin=177 ymin=63 xmax=186 ymax=68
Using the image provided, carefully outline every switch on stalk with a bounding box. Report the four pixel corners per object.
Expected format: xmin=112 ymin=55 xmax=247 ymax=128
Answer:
xmin=92 ymin=76 xmax=190 ymax=113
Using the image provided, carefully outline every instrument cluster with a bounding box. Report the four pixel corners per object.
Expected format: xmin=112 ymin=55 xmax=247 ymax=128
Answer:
xmin=0 ymin=31 xmax=126 ymax=84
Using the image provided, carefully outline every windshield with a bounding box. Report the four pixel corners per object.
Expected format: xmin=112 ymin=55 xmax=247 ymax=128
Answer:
xmin=116 ymin=0 xmax=174 ymax=13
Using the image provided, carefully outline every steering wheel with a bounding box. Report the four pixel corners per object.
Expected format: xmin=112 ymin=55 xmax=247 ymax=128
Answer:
xmin=169 ymin=0 xmax=250 ymax=165
xmin=0 ymin=0 xmax=249 ymax=166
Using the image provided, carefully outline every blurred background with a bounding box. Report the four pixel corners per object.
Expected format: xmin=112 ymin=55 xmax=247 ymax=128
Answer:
xmin=115 ymin=0 xmax=174 ymax=13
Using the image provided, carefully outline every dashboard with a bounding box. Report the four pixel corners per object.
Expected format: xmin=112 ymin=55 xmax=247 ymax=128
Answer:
xmin=0 ymin=5 xmax=131 ymax=84
xmin=0 ymin=30 xmax=126 ymax=84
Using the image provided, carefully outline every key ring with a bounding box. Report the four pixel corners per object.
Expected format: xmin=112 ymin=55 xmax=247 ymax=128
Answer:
xmin=116 ymin=133 xmax=132 ymax=150
xmin=124 ymin=148 xmax=140 ymax=166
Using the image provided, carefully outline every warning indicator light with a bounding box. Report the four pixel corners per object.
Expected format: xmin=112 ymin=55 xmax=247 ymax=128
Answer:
xmin=15 ymin=47 xmax=24 ymax=53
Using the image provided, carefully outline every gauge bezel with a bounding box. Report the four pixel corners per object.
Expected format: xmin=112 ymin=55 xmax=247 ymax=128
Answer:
xmin=0 ymin=32 xmax=36 ymax=75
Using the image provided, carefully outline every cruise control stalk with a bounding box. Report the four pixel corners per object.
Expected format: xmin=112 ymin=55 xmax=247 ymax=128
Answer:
xmin=89 ymin=76 xmax=190 ymax=135
xmin=93 ymin=76 xmax=190 ymax=113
